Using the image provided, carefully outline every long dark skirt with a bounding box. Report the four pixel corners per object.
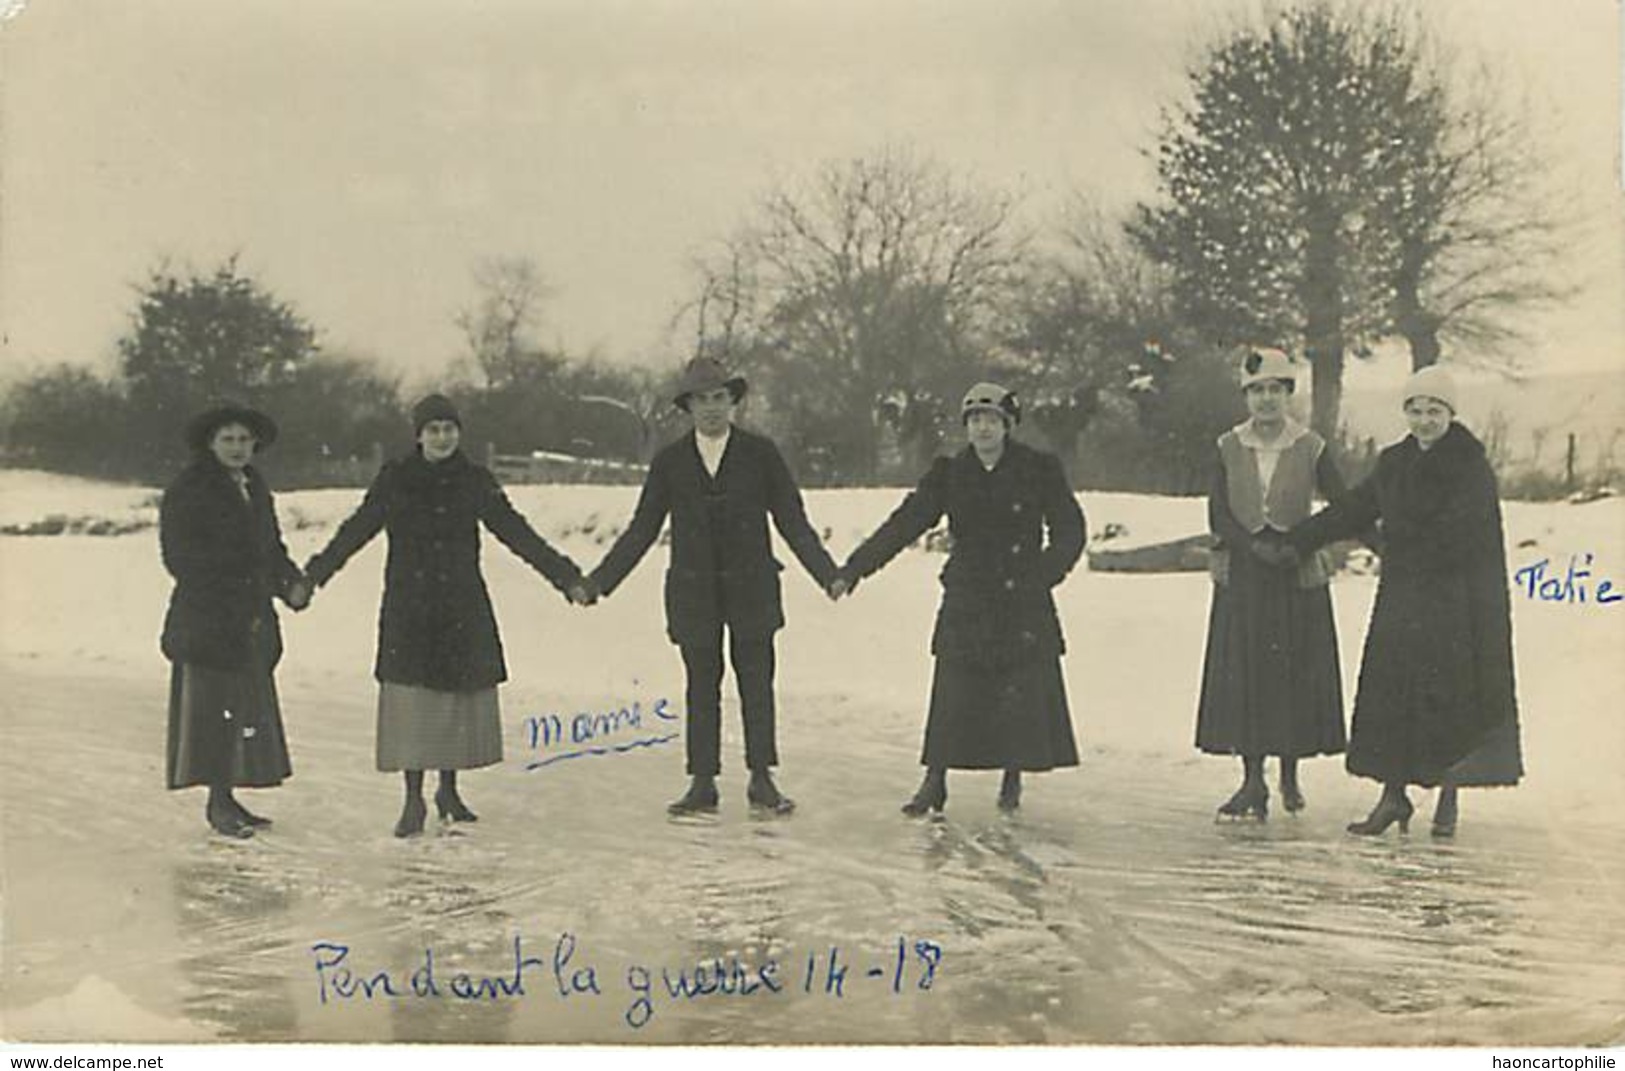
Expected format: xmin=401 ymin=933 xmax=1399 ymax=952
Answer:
xmin=1195 ymin=554 xmax=1346 ymax=759
xmin=166 ymin=624 xmax=292 ymax=790
xmin=921 ymin=655 xmax=1079 ymax=771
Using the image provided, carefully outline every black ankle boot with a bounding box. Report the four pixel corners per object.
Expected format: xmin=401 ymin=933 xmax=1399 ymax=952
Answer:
xmin=394 ymin=796 xmax=427 ymax=838
xmin=747 ymin=770 xmax=795 ymax=815
xmin=1347 ymin=792 xmax=1413 ymax=836
xmin=435 ymin=785 xmax=478 ymax=822
xmin=227 ymin=796 xmax=273 ymax=828
xmin=1216 ymin=782 xmax=1269 ymax=822
xmin=206 ymin=797 xmax=254 ymax=839
xmin=997 ymin=771 xmax=1023 ymax=812
xmin=902 ymin=771 xmax=947 ymax=816
xmin=668 ymin=776 xmax=720 ymax=815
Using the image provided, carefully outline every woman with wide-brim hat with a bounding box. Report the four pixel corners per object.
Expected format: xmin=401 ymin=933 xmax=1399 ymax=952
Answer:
xmin=304 ymin=394 xmax=591 ymax=837
xmin=834 ymin=382 xmax=1086 ymax=815
xmin=1288 ymin=365 xmax=1523 ymax=837
xmin=1195 ymin=347 xmax=1348 ymax=822
xmin=161 ymin=401 xmax=310 ymax=838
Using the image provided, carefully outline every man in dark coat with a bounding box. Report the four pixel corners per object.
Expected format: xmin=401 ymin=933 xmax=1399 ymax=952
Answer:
xmin=584 ymin=357 xmax=838 ymax=815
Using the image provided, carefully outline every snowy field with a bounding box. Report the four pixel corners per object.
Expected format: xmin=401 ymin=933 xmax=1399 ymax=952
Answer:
xmin=2 ymin=470 xmax=1622 ymax=1045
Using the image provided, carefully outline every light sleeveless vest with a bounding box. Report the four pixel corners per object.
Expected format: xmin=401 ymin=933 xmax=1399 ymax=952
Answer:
xmin=1212 ymin=422 xmax=1331 ymax=588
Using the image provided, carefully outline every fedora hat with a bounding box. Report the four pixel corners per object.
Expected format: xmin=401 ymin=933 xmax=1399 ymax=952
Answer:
xmin=185 ymin=401 xmax=278 ymax=454
xmin=673 ymin=356 xmax=748 ymax=411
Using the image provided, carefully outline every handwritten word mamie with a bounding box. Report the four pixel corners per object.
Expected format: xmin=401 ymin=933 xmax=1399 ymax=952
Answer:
xmin=522 ymin=697 xmax=679 ymax=771
xmin=1513 ymin=554 xmax=1621 ymax=605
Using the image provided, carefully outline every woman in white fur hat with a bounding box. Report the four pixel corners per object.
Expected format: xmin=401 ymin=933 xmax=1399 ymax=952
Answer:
xmin=1289 ymin=364 xmax=1522 ymax=837
xmin=1197 ymin=348 xmax=1349 ymax=821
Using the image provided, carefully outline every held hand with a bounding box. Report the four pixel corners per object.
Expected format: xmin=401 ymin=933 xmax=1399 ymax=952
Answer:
xmin=827 ymin=576 xmax=852 ymax=601
xmin=1250 ymin=538 xmax=1297 ymax=569
xmin=568 ymin=579 xmax=601 ymax=607
xmin=284 ymin=577 xmax=313 ymax=612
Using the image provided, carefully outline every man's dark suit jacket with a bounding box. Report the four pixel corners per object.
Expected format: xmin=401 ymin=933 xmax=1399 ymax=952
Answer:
xmin=592 ymin=427 xmax=837 ymax=647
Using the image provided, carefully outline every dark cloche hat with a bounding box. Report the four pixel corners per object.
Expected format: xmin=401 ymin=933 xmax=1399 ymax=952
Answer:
xmin=673 ymin=356 xmax=748 ymax=411
xmin=412 ymin=393 xmax=463 ymax=435
xmin=185 ymin=401 xmax=278 ymax=453
xmin=960 ymin=381 xmax=1021 ymax=426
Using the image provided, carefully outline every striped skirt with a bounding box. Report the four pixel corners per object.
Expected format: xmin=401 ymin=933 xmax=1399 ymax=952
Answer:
xmin=376 ymin=682 xmax=502 ymax=772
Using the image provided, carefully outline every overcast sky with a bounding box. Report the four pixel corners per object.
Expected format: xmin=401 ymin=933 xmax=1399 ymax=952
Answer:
xmin=1 ymin=0 xmax=1620 ymax=390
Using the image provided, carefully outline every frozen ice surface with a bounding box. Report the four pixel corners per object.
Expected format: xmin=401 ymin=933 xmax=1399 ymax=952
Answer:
xmin=2 ymin=474 xmax=1622 ymax=1044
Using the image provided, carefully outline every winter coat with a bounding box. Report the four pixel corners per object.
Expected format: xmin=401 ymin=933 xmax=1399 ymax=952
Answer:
xmin=159 ymin=458 xmax=302 ymax=672
xmin=591 ymin=427 xmax=837 ymax=646
xmin=305 ymin=449 xmax=584 ymax=692
xmin=844 ymin=441 xmax=1087 ymax=668
xmin=1290 ymin=423 xmax=1520 ymax=785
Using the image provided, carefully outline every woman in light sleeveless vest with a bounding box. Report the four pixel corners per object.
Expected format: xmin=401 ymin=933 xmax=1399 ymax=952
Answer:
xmin=1288 ymin=366 xmax=1521 ymax=837
xmin=1196 ymin=348 xmax=1347 ymax=820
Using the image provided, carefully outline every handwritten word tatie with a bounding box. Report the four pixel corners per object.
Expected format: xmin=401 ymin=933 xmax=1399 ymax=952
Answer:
xmin=522 ymin=698 xmax=679 ymax=771
xmin=310 ymin=933 xmax=945 ymax=1030
xmin=1513 ymin=554 xmax=1621 ymax=605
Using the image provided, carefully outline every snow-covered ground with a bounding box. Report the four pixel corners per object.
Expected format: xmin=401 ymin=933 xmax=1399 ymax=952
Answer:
xmin=2 ymin=470 xmax=1622 ymax=1045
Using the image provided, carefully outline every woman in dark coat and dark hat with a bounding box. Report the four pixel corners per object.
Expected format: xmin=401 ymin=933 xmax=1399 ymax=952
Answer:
xmin=161 ymin=402 xmax=310 ymax=838
xmin=1196 ymin=347 xmax=1348 ymax=821
xmin=836 ymin=382 xmax=1086 ymax=815
xmin=304 ymin=394 xmax=591 ymax=837
xmin=1288 ymin=365 xmax=1522 ymax=837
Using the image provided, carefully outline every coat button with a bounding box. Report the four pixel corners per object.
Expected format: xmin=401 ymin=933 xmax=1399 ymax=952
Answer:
xmin=1003 ymin=578 xmax=1016 ymax=590
xmin=1012 ymin=502 xmax=1023 ymax=512
xmin=1010 ymin=543 xmax=1021 ymax=554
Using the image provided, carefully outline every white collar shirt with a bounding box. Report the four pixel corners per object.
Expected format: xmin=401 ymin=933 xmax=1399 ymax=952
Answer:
xmin=695 ymin=427 xmax=731 ymax=478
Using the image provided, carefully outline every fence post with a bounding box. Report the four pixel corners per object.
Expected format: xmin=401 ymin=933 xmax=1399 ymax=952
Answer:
xmin=1566 ymin=433 xmax=1578 ymax=493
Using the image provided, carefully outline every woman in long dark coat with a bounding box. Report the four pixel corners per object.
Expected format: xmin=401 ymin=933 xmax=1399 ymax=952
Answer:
xmin=1289 ymin=365 xmax=1522 ymax=837
xmin=1196 ymin=348 xmax=1347 ymax=821
xmin=304 ymin=394 xmax=589 ymax=837
xmin=162 ymin=403 xmax=310 ymax=838
xmin=837 ymin=382 xmax=1086 ymax=815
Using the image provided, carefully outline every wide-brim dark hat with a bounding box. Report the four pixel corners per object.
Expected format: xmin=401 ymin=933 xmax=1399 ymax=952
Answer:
xmin=673 ymin=356 xmax=748 ymax=410
xmin=185 ymin=402 xmax=278 ymax=453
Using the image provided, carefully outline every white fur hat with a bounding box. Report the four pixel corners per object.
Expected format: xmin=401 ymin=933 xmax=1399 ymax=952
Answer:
xmin=1240 ymin=347 xmax=1300 ymax=390
xmin=1402 ymin=364 xmax=1459 ymax=414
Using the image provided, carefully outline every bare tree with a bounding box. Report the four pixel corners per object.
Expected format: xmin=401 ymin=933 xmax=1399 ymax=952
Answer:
xmin=454 ymin=256 xmax=555 ymax=389
xmin=1375 ymin=60 xmax=1572 ymax=370
xmin=677 ymin=148 xmax=1027 ymax=479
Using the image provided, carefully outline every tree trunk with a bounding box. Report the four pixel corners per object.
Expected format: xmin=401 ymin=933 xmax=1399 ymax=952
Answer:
xmin=1302 ymin=219 xmax=1347 ymax=441
xmin=1393 ymin=244 xmax=1442 ymax=370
